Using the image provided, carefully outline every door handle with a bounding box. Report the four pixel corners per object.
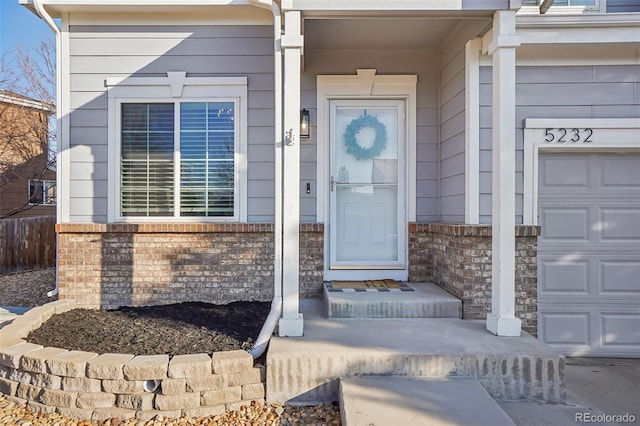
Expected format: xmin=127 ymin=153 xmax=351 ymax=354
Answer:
xmin=330 ymin=176 xmax=335 ymax=192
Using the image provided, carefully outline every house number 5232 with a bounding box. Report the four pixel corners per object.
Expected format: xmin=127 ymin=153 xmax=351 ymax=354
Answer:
xmin=544 ymin=128 xmax=593 ymax=143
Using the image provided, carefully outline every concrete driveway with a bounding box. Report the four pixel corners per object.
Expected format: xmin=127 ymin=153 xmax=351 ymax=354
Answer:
xmin=500 ymin=358 xmax=640 ymax=425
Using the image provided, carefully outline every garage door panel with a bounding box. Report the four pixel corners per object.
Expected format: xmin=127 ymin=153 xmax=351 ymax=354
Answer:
xmin=540 ymin=312 xmax=590 ymax=345
xmin=541 ymin=156 xmax=589 ymax=189
xmin=540 ymin=208 xmax=589 ymax=241
xmin=601 ymin=314 xmax=640 ymax=346
xmin=600 ymin=208 xmax=640 ymax=241
xmin=538 ymin=152 xmax=640 ymax=357
xmin=601 ymin=157 xmax=640 ymax=188
xmin=539 ymin=259 xmax=589 ymax=294
xmin=601 ymin=261 xmax=640 ymax=294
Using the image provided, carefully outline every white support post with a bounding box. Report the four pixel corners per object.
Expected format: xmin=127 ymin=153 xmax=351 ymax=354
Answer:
xmin=485 ymin=10 xmax=522 ymax=337
xmin=279 ymin=10 xmax=304 ymax=336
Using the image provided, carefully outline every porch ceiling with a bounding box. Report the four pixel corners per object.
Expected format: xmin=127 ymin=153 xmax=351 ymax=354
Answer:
xmin=304 ymin=18 xmax=488 ymax=50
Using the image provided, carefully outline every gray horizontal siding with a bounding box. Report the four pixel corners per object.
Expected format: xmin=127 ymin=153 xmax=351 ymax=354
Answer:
xmin=302 ymin=50 xmax=439 ymax=223
xmin=68 ymin=24 xmax=274 ymax=223
xmin=439 ymin=39 xmax=467 ymax=223
xmin=478 ymin=64 xmax=640 ymax=224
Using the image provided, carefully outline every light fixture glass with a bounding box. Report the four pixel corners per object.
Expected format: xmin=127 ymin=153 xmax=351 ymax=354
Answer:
xmin=300 ymin=108 xmax=310 ymax=138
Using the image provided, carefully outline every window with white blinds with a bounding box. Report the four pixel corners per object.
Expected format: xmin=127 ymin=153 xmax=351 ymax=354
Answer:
xmin=120 ymin=101 xmax=237 ymax=218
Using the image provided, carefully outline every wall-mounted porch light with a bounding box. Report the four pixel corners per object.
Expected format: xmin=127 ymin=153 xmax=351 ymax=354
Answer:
xmin=300 ymin=109 xmax=310 ymax=138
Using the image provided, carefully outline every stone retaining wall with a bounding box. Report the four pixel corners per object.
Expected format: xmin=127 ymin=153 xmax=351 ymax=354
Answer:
xmin=0 ymin=301 xmax=266 ymax=421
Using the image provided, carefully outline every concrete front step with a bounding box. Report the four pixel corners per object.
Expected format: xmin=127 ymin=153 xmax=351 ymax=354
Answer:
xmin=267 ymin=299 xmax=565 ymax=405
xmin=339 ymin=376 xmax=515 ymax=426
xmin=324 ymin=282 xmax=462 ymax=319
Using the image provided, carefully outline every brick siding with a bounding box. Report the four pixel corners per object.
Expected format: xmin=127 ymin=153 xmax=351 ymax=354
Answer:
xmin=58 ymin=222 xmax=538 ymax=334
xmin=409 ymin=223 xmax=540 ymax=335
xmin=57 ymin=223 xmax=324 ymax=309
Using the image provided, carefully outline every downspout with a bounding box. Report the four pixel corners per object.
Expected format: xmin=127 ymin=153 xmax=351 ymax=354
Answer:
xmin=32 ymin=0 xmax=61 ymax=299
xmin=247 ymin=0 xmax=283 ymax=359
xmin=539 ymin=0 xmax=556 ymax=14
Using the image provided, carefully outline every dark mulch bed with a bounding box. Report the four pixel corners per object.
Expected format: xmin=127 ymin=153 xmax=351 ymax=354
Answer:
xmin=27 ymin=301 xmax=271 ymax=357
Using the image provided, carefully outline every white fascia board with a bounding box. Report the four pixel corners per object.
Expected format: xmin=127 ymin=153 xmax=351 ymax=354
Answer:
xmin=518 ymin=26 xmax=640 ymax=45
xmin=0 ymin=93 xmax=55 ymax=113
xmin=21 ymin=0 xmax=260 ymax=17
xmin=292 ymin=0 xmax=463 ymax=11
xmin=516 ymin=13 xmax=640 ymax=46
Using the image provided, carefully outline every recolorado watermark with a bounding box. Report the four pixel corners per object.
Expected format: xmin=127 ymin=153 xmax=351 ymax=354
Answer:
xmin=575 ymin=412 xmax=636 ymax=423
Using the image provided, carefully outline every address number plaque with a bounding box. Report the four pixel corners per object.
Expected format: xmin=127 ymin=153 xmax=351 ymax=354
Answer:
xmin=543 ymin=128 xmax=594 ymax=143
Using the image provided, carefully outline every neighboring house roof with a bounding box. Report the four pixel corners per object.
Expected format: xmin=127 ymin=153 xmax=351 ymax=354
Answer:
xmin=0 ymin=90 xmax=55 ymax=114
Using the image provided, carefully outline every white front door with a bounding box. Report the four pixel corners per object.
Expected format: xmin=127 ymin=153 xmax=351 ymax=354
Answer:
xmin=326 ymin=99 xmax=407 ymax=280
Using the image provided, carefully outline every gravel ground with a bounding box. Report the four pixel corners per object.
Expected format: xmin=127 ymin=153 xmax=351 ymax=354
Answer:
xmin=0 ymin=268 xmax=57 ymax=307
xmin=0 ymin=269 xmax=342 ymax=425
xmin=0 ymin=395 xmax=341 ymax=425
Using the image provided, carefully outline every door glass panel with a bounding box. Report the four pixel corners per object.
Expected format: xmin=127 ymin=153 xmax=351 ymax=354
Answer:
xmin=334 ymin=107 xmax=399 ymax=263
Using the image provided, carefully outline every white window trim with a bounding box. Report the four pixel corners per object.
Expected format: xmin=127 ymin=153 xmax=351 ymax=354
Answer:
xmin=523 ymin=118 xmax=640 ymax=225
xmin=106 ymin=73 xmax=248 ymax=222
xmin=518 ymin=0 xmax=605 ymax=15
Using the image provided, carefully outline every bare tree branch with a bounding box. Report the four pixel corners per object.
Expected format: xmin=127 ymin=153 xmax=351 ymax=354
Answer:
xmin=0 ymin=38 xmax=56 ymax=219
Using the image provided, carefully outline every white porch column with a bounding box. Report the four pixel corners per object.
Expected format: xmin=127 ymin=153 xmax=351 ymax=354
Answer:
xmin=279 ymin=10 xmax=304 ymax=336
xmin=485 ymin=10 xmax=522 ymax=337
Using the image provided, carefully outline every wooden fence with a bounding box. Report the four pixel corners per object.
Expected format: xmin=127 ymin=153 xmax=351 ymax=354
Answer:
xmin=0 ymin=215 xmax=56 ymax=274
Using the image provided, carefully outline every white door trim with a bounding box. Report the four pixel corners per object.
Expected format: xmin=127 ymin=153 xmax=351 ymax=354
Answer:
xmin=523 ymin=118 xmax=640 ymax=226
xmin=316 ymin=70 xmax=417 ymax=223
xmin=328 ymin=98 xmax=406 ymax=272
xmin=317 ymin=70 xmax=416 ymax=281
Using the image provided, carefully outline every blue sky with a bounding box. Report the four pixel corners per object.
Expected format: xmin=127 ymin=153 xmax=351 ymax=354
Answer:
xmin=0 ymin=0 xmax=54 ymax=74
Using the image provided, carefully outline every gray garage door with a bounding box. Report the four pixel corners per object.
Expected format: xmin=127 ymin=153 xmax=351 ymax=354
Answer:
xmin=538 ymin=152 xmax=640 ymax=357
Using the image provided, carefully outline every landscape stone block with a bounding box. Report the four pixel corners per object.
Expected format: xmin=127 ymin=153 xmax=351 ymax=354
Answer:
xmin=102 ymin=379 xmax=144 ymax=394
xmin=62 ymin=376 xmax=102 ymax=392
xmin=76 ymin=391 xmax=116 ymax=409
xmin=20 ymin=347 xmax=69 ymax=373
xmin=185 ymin=375 xmax=225 ymax=392
xmin=0 ymin=378 xmax=18 ymax=396
xmin=226 ymin=399 xmax=263 ymax=412
xmin=168 ymin=353 xmax=211 ymax=378
xmin=242 ymin=383 xmax=265 ymax=400
xmin=10 ymin=316 xmax=42 ymax=331
xmin=160 ymin=378 xmax=186 ymax=395
xmin=0 ymin=343 xmax=44 ymax=368
xmin=22 ymin=305 xmax=56 ymax=323
xmin=201 ymin=386 xmax=242 ymax=406
xmin=38 ymin=388 xmax=77 ymax=408
xmin=123 ymin=355 xmax=168 ymax=380
xmin=116 ymin=392 xmax=154 ymax=411
xmin=47 ymin=300 xmax=76 ymax=314
xmin=30 ymin=372 xmax=62 ymax=389
xmin=0 ymin=337 xmax=25 ymax=350
xmin=56 ymin=406 xmax=94 ymax=419
xmin=212 ymin=350 xmax=252 ymax=374
xmin=47 ymin=350 xmax=98 ymax=377
xmin=7 ymin=369 xmax=34 ymax=385
xmin=3 ymin=395 xmax=27 ymax=406
xmin=27 ymin=400 xmax=57 ymax=414
xmin=182 ymin=404 xmax=226 ymax=418
xmin=92 ymin=407 xmax=136 ymax=421
xmin=154 ymin=392 xmax=199 ymax=411
xmin=87 ymin=353 xmax=134 ymax=379
xmin=135 ymin=409 xmax=182 ymax=420
xmin=226 ymin=368 xmax=262 ymax=386
xmin=0 ymin=322 xmax=33 ymax=339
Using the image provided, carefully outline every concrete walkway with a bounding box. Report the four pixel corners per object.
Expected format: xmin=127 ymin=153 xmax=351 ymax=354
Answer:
xmin=341 ymin=376 xmax=515 ymax=426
